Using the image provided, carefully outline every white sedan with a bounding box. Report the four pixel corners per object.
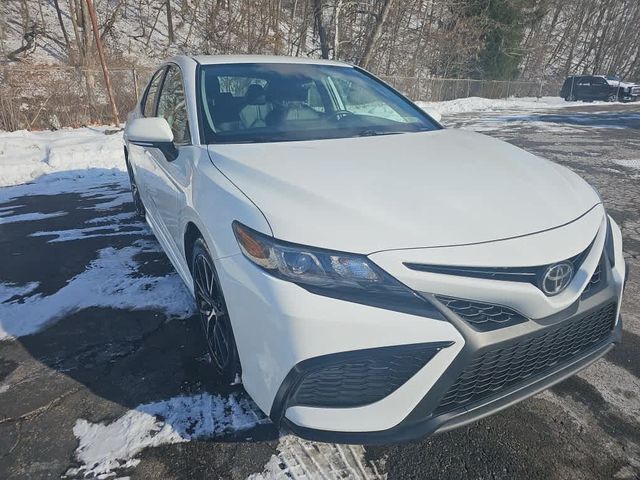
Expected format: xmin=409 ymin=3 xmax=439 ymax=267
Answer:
xmin=124 ymin=55 xmax=627 ymax=444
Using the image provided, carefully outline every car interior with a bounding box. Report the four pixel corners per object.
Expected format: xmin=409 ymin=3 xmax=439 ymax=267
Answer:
xmin=204 ymin=73 xmax=326 ymax=132
xmin=197 ymin=64 xmax=439 ymax=143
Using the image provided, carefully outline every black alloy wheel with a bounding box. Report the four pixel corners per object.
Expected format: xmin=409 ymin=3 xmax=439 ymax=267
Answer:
xmin=191 ymin=238 xmax=241 ymax=383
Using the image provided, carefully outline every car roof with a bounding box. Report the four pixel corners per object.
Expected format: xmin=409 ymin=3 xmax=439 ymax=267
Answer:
xmin=186 ymin=54 xmax=352 ymax=67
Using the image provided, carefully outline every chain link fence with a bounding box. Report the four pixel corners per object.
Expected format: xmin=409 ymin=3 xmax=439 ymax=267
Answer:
xmin=0 ymin=66 xmax=563 ymax=131
xmin=0 ymin=66 xmax=155 ymax=131
xmin=378 ymin=76 xmax=563 ymax=102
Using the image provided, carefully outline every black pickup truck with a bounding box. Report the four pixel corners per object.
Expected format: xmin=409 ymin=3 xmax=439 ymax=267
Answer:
xmin=560 ymin=75 xmax=640 ymax=102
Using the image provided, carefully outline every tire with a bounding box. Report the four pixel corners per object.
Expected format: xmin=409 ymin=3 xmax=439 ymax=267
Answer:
xmin=565 ymin=94 xmax=576 ymax=102
xmin=191 ymin=238 xmax=241 ymax=383
xmin=125 ymin=156 xmax=146 ymax=219
xmin=607 ymin=93 xmax=617 ymax=102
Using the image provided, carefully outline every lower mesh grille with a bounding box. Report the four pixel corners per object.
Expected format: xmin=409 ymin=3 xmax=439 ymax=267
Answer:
xmin=436 ymin=296 xmax=527 ymax=331
xmin=435 ymin=302 xmax=616 ymax=414
xmin=290 ymin=344 xmax=447 ymax=408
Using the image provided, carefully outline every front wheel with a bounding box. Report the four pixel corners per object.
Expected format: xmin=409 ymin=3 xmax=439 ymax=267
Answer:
xmin=565 ymin=94 xmax=576 ymax=102
xmin=607 ymin=93 xmax=618 ymax=102
xmin=191 ymin=238 xmax=241 ymax=383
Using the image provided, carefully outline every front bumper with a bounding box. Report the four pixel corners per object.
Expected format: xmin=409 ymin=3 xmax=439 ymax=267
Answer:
xmin=215 ymin=215 xmax=626 ymax=444
xmin=277 ymin=281 xmax=622 ymax=444
xmin=283 ymin=316 xmax=621 ymax=444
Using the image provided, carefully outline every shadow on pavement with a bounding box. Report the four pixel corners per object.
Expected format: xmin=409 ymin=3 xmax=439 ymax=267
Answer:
xmin=502 ymin=110 xmax=640 ymax=129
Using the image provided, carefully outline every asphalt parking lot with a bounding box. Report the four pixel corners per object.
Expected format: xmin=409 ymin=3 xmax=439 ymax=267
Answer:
xmin=1 ymin=102 xmax=639 ymax=479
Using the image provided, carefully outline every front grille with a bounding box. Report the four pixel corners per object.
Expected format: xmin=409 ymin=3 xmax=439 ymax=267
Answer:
xmin=631 ymin=86 xmax=640 ymax=95
xmin=436 ymin=296 xmax=527 ymax=331
xmin=405 ymin=239 xmax=594 ymax=297
xmin=581 ymin=263 xmax=602 ymax=299
xmin=290 ymin=344 xmax=448 ymax=408
xmin=435 ymin=302 xmax=616 ymax=414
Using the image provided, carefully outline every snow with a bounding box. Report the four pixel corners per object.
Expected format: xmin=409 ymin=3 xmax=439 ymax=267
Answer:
xmin=415 ymin=95 xmax=609 ymax=116
xmin=31 ymin=223 xmax=148 ymax=243
xmin=0 ymin=282 xmax=39 ymax=303
xmin=0 ymin=95 xmax=623 ymax=192
xmin=0 ymin=129 xmax=196 ymax=339
xmin=0 ymin=127 xmax=125 ymax=187
xmin=0 ymin=210 xmax=67 ymax=224
xmin=0 ymin=240 xmax=194 ymax=339
xmin=612 ymin=159 xmax=640 ymax=170
xmin=249 ymin=435 xmax=384 ymax=480
xmin=66 ymin=392 xmax=269 ymax=478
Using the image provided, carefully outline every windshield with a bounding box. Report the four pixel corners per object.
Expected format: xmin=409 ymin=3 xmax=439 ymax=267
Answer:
xmin=198 ymin=63 xmax=440 ymax=144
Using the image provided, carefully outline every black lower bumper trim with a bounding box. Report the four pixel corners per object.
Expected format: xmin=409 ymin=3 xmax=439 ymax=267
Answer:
xmin=270 ymin=341 xmax=452 ymax=423
xmin=282 ymin=317 xmax=622 ymax=445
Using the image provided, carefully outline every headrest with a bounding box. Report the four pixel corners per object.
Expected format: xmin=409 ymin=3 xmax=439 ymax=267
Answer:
xmin=246 ymin=84 xmax=266 ymax=104
xmin=268 ymin=81 xmax=308 ymax=102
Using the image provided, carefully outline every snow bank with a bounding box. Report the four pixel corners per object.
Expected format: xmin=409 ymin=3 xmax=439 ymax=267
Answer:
xmin=415 ymin=96 xmax=608 ymax=116
xmin=0 ymin=126 xmax=124 ymax=187
xmin=67 ymin=392 xmax=268 ymax=478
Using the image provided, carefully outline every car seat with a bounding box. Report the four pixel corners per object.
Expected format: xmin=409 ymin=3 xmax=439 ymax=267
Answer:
xmin=239 ymin=84 xmax=273 ymax=128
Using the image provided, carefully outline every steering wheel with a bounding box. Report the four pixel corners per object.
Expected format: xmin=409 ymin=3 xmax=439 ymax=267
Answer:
xmin=330 ymin=110 xmax=356 ymax=120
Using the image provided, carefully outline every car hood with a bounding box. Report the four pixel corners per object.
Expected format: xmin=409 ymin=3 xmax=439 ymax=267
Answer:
xmin=207 ymin=129 xmax=600 ymax=253
xmin=605 ymin=79 xmax=639 ymax=88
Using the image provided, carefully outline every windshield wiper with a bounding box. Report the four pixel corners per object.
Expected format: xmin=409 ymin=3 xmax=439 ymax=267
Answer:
xmin=356 ymin=129 xmax=411 ymax=137
xmin=357 ymin=129 xmax=380 ymax=137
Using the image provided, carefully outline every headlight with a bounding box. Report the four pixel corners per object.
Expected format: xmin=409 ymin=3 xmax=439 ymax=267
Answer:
xmin=232 ymin=221 xmax=445 ymax=319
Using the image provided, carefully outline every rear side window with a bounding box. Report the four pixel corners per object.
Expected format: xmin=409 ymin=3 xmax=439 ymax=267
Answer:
xmin=156 ymin=65 xmax=191 ymax=145
xmin=142 ymin=69 xmax=165 ymax=117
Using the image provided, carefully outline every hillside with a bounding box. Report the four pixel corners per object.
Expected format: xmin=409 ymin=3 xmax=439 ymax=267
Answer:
xmin=1 ymin=0 xmax=639 ymax=81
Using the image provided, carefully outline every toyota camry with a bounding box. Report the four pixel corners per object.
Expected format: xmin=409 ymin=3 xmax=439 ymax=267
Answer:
xmin=123 ymin=55 xmax=627 ymax=444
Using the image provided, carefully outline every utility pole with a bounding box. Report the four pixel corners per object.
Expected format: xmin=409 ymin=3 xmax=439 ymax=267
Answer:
xmin=85 ymin=0 xmax=119 ymax=127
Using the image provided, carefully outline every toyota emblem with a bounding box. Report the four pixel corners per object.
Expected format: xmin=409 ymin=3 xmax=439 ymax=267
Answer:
xmin=541 ymin=262 xmax=574 ymax=296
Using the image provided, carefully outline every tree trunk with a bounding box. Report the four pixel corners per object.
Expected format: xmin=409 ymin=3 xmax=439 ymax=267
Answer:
xmin=166 ymin=0 xmax=175 ymax=44
xmin=53 ymin=0 xmax=71 ymax=53
xmin=359 ymin=0 xmax=396 ymax=70
xmin=333 ymin=0 xmax=342 ymax=59
xmin=312 ymin=0 xmax=330 ymax=59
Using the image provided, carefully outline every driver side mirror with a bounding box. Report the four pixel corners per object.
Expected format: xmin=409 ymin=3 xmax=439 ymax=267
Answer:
xmin=125 ymin=117 xmax=179 ymax=161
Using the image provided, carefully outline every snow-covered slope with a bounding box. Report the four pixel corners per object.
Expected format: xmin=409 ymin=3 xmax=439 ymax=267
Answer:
xmin=0 ymin=127 xmax=124 ymax=187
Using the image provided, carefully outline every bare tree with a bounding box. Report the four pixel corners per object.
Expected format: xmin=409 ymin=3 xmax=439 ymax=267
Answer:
xmin=312 ymin=0 xmax=330 ymax=59
xmin=166 ymin=0 xmax=175 ymax=44
xmin=359 ymin=0 xmax=396 ymax=69
xmin=53 ymin=0 xmax=71 ymax=52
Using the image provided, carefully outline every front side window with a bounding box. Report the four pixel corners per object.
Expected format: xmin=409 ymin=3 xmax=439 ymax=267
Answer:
xmin=199 ymin=63 xmax=440 ymax=144
xmin=156 ymin=65 xmax=191 ymax=145
xmin=142 ymin=68 xmax=165 ymax=117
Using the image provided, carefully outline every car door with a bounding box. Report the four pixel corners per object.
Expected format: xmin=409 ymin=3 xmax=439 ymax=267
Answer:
xmin=590 ymin=77 xmax=610 ymax=99
xmin=129 ymin=67 xmax=166 ymax=207
xmin=143 ymin=64 xmax=193 ymax=249
xmin=574 ymin=76 xmax=591 ymax=99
